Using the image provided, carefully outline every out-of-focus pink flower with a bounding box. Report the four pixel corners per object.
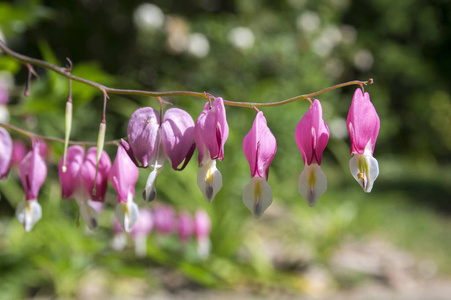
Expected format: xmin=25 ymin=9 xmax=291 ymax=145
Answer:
xmin=242 ymin=111 xmax=277 ymax=218
xmin=195 ymin=97 xmax=229 ymax=202
xmin=37 ymin=139 xmax=48 ymax=157
xmin=347 ymin=88 xmax=380 ymax=192
xmin=110 ymin=145 xmax=140 ymax=232
xmin=153 ymin=204 xmax=175 ymax=234
xmin=124 ymin=107 xmax=195 ymax=202
xmin=12 ymin=140 xmax=27 ymax=166
xmin=194 ymin=209 xmax=211 ymax=258
xmin=0 ymin=128 xmax=12 ymax=180
xmin=80 ymin=147 xmax=111 ymax=202
xmin=295 ymin=99 xmax=329 ymax=207
xmin=58 ymin=145 xmax=85 ymax=199
xmin=16 ymin=144 xmax=47 ymax=231
xmin=177 ymin=211 xmax=194 ymax=243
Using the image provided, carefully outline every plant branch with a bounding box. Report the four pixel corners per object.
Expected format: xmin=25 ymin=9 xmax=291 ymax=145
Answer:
xmin=0 ymin=38 xmax=372 ymax=108
xmin=0 ymin=123 xmax=121 ymax=146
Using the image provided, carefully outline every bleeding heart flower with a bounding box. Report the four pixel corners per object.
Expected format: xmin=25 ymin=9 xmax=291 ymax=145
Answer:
xmin=295 ymin=99 xmax=329 ymax=207
xmin=124 ymin=107 xmax=195 ymax=202
xmin=242 ymin=111 xmax=277 ymax=218
xmin=178 ymin=211 xmax=194 ymax=243
xmin=16 ymin=144 xmax=47 ymax=231
xmin=110 ymin=145 xmax=140 ymax=232
xmin=195 ymin=97 xmax=229 ymax=202
xmin=347 ymin=88 xmax=380 ymax=192
xmin=194 ymin=209 xmax=211 ymax=258
xmin=76 ymin=147 xmax=111 ymax=230
xmin=58 ymin=145 xmax=85 ymax=199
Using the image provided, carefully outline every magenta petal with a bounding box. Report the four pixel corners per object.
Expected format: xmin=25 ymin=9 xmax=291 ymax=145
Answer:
xmin=80 ymin=147 xmax=111 ymax=201
xmin=19 ymin=145 xmax=47 ymax=200
xmin=161 ymin=108 xmax=195 ymax=170
xmin=109 ymin=145 xmax=139 ymax=203
xmin=347 ymin=89 xmax=380 ymax=155
xmin=295 ymin=99 xmax=329 ymax=165
xmin=0 ymin=128 xmax=13 ymax=179
xmin=243 ymin=111 xmax=277 ymax=179
xmin=213 ymin=97 xmax=229 ymax=161
xmin=127 ymin=107 xmax=161 ymax=168
xmin=58 ymin=145 xmax=85 ymax=199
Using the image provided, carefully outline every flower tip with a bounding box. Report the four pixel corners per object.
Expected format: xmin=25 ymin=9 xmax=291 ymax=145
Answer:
xmin=115 ymin=200 xmax=139 ymax=233
xmin=197 ymin=160 xmax=222 ymax=203
xmin=242 ymin=177 xmax=273 ymax=219
xmin=16 ymin=200 xmax=42 ymax=232
xmin=299 ymin=164 xmax=327 ymax=207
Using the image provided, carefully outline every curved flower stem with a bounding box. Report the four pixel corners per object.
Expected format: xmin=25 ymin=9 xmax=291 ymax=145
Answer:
xmin=0 ymin=122 xmax=120 ymax=146
xmin=0 ymin=38 xmax=372 ymax=108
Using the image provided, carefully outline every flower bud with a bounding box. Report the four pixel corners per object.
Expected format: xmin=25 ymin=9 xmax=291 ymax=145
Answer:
xmin=58 ymin=145 xmax=85 ymax=199
xmin=80 ymin=147 xmax=111 ymax=201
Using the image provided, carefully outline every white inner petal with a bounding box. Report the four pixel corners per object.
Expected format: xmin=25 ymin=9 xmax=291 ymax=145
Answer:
xmin=197 ymin=158 xmax=222 ymax=203
xmin=242 ymin=177 xmax=273 ymax=218
xmin=115 ymin=198 xmax=139 ymax=233
xmin=298 ymin=163 xmax=327 ymax=207
xmin=76 ymin=198 xmax=99 ymax=231
xmin=349 ymin=146 xmax=379 ymax=193
xmin=16 ymin=200 xmax=42 ymax=232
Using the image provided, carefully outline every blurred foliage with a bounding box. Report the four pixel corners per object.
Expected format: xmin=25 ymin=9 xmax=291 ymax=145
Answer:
xmin=1 ymin=0 xmax=451 ymax=298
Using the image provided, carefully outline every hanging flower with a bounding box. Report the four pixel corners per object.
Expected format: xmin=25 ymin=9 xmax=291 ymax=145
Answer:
xmin=242 ymin=111 xmax=277 ymax=218
xmin=58 ymin=145 xmax=85 ymax=199
xmin=76 ymin=147 xmax=111 ymax=230
xmin=194 ymin=209 xmax=211 ymax=258
xmin=16 ymin=143 xmax=47 ymax=231
xmin=195 ymin=97 xmax=229 ymax=202
xmin=295 ymin=99 xmax=329 ymax=206
xmin=110 ymin=145 xmax=140 ymax=232
xmin=123 ymin=107 xmax=195 ymax=202
xmin=347 ymin=88 xmax=380 ymax=192
xmin=0 ymin=128 xmax=12 ymax=180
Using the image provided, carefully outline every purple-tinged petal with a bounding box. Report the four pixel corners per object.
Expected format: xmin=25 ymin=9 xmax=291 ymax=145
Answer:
xmin=80 ymin=147 xmax=111 ymax=202
xmin=58 ymin=145 xmax=85 ymax=199
xmin=347 ymin=88 xmax=380 ymax=155
xmin=19 ymin=145 xmax=47 ymax=200
xmin=295 ymin=99 xmax=329 ymax=165
xmin=0 ymin=128 xmax=12 ymax=180
xmin=161 ymin=108 xmax=195 ymax=170
xmin=127 ymin=107 xmax=160 ymax=168
xmin=109 ymin=145 xmax=139 ymax=203
xmin=243 ymin=111 xmax=277 ymax=179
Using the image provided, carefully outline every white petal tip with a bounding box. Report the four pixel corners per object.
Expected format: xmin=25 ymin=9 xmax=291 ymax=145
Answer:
xmin=115 ymin=200 xmax=139 ymax=233
xmin=76 ymin=198 xmax=99 ymax=231
xmin=242 ymin=177 xmax=273 ymax=218
xmin=299 ymin=164 xmax=327 ymax=207
xmin=349 ymin=153 xmax=379 ymax=193
xmin=197 ymin=160 xmax=222 ymax=203
xmin=16 ymin=200 xmax=42 ymax=232
xmin=143 ymin=170 xmax=159 ymax=202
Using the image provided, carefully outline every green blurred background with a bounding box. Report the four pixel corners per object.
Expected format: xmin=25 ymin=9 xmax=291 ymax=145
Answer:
xmin=1 ymin=0 xmax=451 ymax=299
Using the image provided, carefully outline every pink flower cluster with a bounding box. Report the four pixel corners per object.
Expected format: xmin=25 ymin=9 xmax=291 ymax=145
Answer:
xmin=0 ymin=88 xmax=379 ymax=231
xmin=112 ymin=205 xmax=211 ymax=258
